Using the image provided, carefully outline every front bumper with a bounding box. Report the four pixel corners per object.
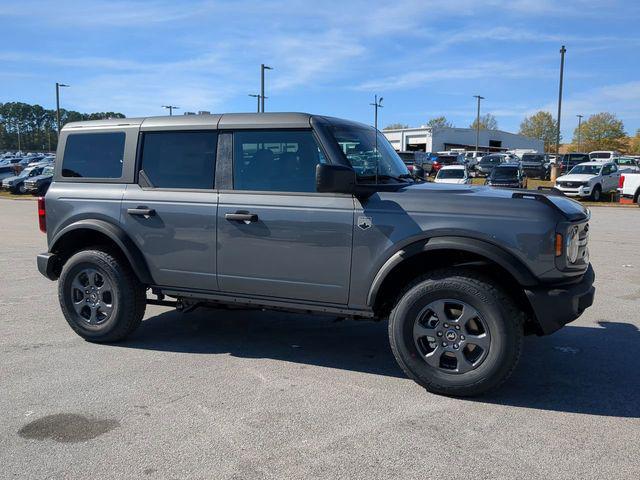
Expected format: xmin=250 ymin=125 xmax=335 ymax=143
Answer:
xmin=555 ymin=184 xmax=591 ymax=197
xmin=525 ymin=264 xmax=595 ymax=335
xmin=37 ymin=252 xmax=60 ymax=280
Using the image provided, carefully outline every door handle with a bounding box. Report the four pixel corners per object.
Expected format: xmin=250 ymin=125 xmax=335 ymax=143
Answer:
xmin=225 ymin=212 xmax=258 ymax=223
xmin=127 ymin=207 xmax=156 ymax=217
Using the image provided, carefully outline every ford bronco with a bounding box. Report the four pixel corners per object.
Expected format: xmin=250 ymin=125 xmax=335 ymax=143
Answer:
xmin=36 ymin=113 xmax=595 ymax=396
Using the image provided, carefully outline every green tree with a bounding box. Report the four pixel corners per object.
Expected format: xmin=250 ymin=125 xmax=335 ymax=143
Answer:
xmin=426 ymin=116 xmax=453 ymax=129
xmin=469 ymin=113 xmax=498 ymax=130
xmin=629 ymin=129 xmax=640 ymax=154
xmin=0 ymin=101 xmax=126 ymax=151
xmin=519 ymin=111 xmax=558 ymax=151
xmin=572 ymin=112 xmax=626 ymax=152
xmin=383 ymin=123 xmax=409 ymax=130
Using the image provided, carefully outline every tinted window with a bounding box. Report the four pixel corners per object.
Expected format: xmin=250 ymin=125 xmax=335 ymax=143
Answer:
xmin=62 ymin=132 xmax=125 ymax=178
xmin=233 ymin=130 xmax=326 ymax=192
xmin=141 ymin=131 xmax=217 ymax=189
xmin=492 ymin=167 xmax=519 ymax=179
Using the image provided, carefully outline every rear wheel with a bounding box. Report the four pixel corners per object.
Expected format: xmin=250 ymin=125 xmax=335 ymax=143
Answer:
xmin=58 ymin=249 xmax=146 ymax=342
xmin=388 ymin=269 xmax=523 ymax=396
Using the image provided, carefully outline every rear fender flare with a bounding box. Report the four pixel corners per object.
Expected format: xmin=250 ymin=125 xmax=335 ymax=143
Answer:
xmin=50 ymin=219 xmax=153 ymax=284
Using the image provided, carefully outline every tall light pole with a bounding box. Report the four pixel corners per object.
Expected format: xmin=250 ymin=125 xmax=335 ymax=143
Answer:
xmin=16 ymin=122 xmax=21 ymax=152
xmin=260 ymin=64 xmax=273 ymax=112
xmin=473 ymin=95 xmax=484 ymax=153
xmin=369 ymin=94 xmax=383 ymax=131
xmin=162 ymin=105 xmax=179 ymax=116
xmin=556 ymin=45 xmax=566 ymax=155
xmin=576 ymin=114 xmax=583 ymax=151
xmin=55 ymin=82 xmax=70 ymax=135
xmin=248 ymin=94 xmax=261 ymax=113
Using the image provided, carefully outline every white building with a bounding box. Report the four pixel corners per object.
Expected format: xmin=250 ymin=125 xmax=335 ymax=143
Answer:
xmin=383 ymin=126 xmax=544 ymax=153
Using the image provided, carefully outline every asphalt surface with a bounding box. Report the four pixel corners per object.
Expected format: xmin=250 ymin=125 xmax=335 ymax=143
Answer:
xmin=0 ymin=198 xmax=638 ymax=479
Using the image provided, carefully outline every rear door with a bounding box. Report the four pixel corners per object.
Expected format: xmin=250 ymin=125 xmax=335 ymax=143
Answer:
xmin=216 ymin=129 xmax=354 ymax=304
xmin=121 ymin=130 xmax=218 ymax=291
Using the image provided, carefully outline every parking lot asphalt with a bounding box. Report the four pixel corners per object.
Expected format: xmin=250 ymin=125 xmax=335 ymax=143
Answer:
xmin=0 ymin=197 xmax=638 ymax=480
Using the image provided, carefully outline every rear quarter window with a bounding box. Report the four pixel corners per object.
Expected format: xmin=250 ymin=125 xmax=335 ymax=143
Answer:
xmin=62 ymin=132 xmax=125 ymax=178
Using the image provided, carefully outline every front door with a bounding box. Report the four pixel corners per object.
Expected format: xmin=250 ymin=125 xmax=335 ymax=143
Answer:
xmin=217 ymin=129 xmax=354 ymax=304
xmin=121 ymin=130 xmax=218 ymax=291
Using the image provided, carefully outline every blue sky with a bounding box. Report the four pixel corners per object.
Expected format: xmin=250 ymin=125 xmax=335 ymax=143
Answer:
xmin=1 ymin=0 xmax=639 ymax=139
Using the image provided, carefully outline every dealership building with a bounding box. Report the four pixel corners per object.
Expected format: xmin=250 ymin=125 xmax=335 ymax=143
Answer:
xmin=383 ymin=126 xmax=544 ymax=153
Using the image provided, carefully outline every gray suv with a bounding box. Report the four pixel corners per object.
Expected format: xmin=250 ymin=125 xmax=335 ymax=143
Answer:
xmin=36 ymin=113 xmax=595 ymax=396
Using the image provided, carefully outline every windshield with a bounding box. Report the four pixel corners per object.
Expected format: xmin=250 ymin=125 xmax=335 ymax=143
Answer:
xmin=617 ymin=158 xmax=636 ymax=166
xmin=491 ymin=167 xmax=519 ymax=179
xmin=522 ymin=154 xmax=545 ymax=163
xmin=590 ymin=152 xmax=611 ymax=159
xmin=569 ymin=164 xmax=601 ymax=175
xmin=43 ymin=166 xmax=54 ymax=175
xmin=18 ymin=167 xmax=34 ymax=178
xmin=330 ymin=125 xmax=410 ymax=181
xmin=480 ymin=156 xmax=502 ymax=165
xmin=437 ymin=169 xmax=465 ymax=179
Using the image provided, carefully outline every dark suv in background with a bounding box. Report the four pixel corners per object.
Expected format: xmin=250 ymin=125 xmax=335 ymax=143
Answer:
xmin=36 ymin=113 xmax=595 ymax=397
xmin=521 ymin=153 xmax=550 ymax=179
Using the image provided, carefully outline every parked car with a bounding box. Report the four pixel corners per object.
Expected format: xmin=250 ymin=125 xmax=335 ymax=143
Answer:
xmin=431 ymin=152 xmax=464 ymax=173
xmin=589 ymin=150 xmax=620 ymax=161
xmin=485 ymin=164 xmax=527 ymax=189
xmin=614 ymin=156 xmax=640 ymax=173
xmin=559 ymin=153 xmax=590 ymax=173
xmin=36 ymin=112 xmax=595 ymax=397
xmin=520 ymin=153 xmax=550 ymax=179
xmin=618 ymin=171 xmax=640 ymax=206
xmin=0 ymin=164 xmax=16 ymax=182
xmin=24 ymin=164 xmax=55 ymax=195
xmin=434 ymin=165 xmax=471 ymax=184
xmin=475 ymin=154 xmax=507 ymax=176
xmin=1 ymin=165 xmax=45 ymax=193
xmin=397 ymin=151 xmax=433 ymax=177
xmin=555 ymin=161 xmax=619 ymax=201
xmin=463 ymin=151 xmax=484 ymax=168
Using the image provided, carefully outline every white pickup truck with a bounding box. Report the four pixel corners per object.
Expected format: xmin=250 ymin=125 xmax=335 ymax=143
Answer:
xmin=618 ymin=171 xmax=640 ymax=206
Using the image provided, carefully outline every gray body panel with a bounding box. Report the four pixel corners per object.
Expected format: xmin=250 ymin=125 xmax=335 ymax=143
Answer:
xmin=217 ymin=191 xmax=354 ymax=304
xmin=121 ymin=185 xmax=218 ymax=291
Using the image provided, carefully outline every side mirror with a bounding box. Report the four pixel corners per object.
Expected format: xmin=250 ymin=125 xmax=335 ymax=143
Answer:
xmin=316 ymin=163 xmax=356 ymax=194
xmin=413 ymin=164 xmax=425 ymax=179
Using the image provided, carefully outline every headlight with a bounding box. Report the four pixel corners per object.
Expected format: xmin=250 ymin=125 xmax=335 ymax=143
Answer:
xmin=566 ymin=226 xmax=580 ymax=263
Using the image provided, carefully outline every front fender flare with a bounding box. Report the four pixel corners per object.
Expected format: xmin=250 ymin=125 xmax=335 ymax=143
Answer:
xmin=50 ymin=219 xmax=153 ymax=284
xmin=366 ymin=236 xmax=538 ymax=307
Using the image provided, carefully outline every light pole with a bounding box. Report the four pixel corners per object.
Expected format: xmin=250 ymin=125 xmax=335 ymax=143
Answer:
xmin=56 ymin=82 xmax=70 ymax=135
xmin=260 ymin=64 xmax=273 ymax=112
xmin=162 ymin=105 xmax=179 ymax=116
xmin=248 ymin=94 xmax=262 ymax=113
xmin=369 ymin=94 xmax=383 ymax=131
xmin=473 ymin=95 xmax=484 ymax=153
xmin=576 ymin=114 xmax=583 ymax=151
xmin=556 ymin=45 xmax=566 ymax=155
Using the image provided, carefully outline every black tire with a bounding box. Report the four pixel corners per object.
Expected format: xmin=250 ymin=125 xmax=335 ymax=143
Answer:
xmin=58 ymin=248 xmax=146 ymax=342
xmin=388 ymin=268 xmax=523 ymax=397
xmin=590 ymin=185 xmax=601 ymax=201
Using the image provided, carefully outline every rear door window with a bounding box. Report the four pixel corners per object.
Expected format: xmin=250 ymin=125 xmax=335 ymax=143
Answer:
xmin=140 ymin=131 xmax=217 ymax=189
xmin=62 ymin=132 xmax=125 ymax=178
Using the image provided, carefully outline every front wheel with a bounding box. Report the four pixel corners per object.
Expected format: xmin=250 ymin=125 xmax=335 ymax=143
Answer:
xmin=388 ymin=269 xmax=523 ymax=396
xmin=58 ymin=249 xmax=146 ymax=342
xmin=590 ymin=185 xmax=601 ymax=201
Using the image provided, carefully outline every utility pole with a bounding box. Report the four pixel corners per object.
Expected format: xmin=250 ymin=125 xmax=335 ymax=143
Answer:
xmin=369 ymin=94 xmax=383 ymax=131
xmin=162 ymin=105 xmax=179 ymax=116
xmin=576 ymin=114 xmax=583 ymax=151
xmin=17 ymin=122 xmax=21 ymax=152
xmin=55 ymin=82 xmax=70 ymax=135
xmin=556 ymin=45 xmax=566 ymax=155
xmin=260 ymin=64 xmax=273 ymax=112
xmin=473 ymin=95 xmax=484 ymax=153
xmin=248 ymin=94 xmax=261 ymax=113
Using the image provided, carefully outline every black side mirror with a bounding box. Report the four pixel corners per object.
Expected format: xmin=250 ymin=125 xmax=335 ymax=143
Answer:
xmin=316 ymin=164 xmax=356 ymax=194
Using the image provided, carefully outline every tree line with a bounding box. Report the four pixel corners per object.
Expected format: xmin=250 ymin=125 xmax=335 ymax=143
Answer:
xmin=0 ymin=102 xmax=125 ymax=152
xmin=385 ymin=111 xmax=640 ymax=154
